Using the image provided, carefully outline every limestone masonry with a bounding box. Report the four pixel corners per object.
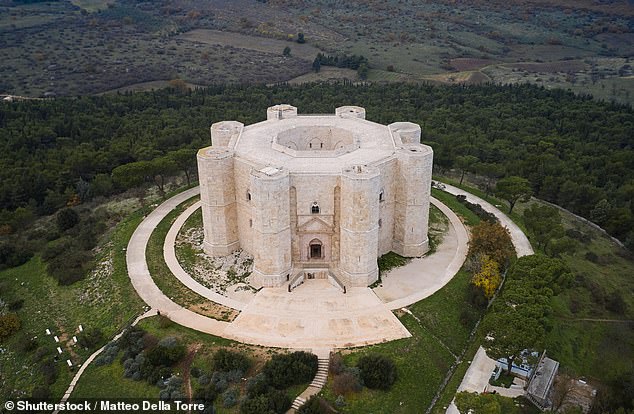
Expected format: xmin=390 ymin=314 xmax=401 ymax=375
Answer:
xmin=197 ymin=105 xmax=433 ymax=288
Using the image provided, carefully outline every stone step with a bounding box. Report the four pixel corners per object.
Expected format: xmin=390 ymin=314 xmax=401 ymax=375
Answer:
xmin=291 ymin=396 xmax=306 ymax=410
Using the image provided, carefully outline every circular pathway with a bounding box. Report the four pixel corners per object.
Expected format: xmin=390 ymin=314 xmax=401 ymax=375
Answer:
xmin=126 ymin=186 xmax=470 ymax=349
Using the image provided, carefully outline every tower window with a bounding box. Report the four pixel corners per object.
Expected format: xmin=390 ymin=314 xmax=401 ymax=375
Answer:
xmin=311 ymin=202 xmax=320 ymax=214
xmin=379 ymin=190 xmax=384 ymax=202
xmin=247 ymin=191 xmax=251 ymax=201
xmin=249 ymin=219 xmax=252 ymax=227
xmin=378 ymin=219 xmax=382 ymax=228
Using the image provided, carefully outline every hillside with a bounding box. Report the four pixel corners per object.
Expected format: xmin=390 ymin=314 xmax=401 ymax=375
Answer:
xmin=0 ymin=0 xmax=632 ymax=103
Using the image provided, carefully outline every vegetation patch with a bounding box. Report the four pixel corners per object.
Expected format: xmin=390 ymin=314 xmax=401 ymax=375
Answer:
xmin=146 ymin=196 xmax=238 ymax=321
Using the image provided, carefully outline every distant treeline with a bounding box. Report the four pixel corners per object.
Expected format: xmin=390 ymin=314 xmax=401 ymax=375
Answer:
xmin=312 ymin=53 xmax=369 ymax=70
xmin=0 ymin=82 xmax=632 ymax=244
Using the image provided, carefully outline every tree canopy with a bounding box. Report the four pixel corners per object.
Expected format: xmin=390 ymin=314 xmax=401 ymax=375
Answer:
xmin=0 ymin=82 xmax=632 ymax=244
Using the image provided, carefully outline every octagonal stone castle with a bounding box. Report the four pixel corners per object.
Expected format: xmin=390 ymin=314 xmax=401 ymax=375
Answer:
xmin=197 ymin=105 xmax=433 ymax=288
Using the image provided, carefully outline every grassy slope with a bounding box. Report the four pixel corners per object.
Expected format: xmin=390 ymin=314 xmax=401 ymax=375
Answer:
xmin=145 ymin=195 xmax=237 ymax=321
xmin=320 ymin=186 xmax=483 ymax=413
xmin=435 ymin=176 xmax=634 ymax=396
xmin=0 ymin=211 xmax=146 ymax=399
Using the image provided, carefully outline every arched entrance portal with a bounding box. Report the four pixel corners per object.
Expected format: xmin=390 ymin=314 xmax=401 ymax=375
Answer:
xmin=309 ymin=239 xmax=323 ymax=259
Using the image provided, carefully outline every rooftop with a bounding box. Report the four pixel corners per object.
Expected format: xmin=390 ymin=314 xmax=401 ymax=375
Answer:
xmin=225 ymin=105 xmax=431 ymax=174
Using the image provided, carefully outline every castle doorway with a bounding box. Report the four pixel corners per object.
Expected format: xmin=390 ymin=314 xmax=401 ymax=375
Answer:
xmin=309 ymin=239 xmax=323 ymax=259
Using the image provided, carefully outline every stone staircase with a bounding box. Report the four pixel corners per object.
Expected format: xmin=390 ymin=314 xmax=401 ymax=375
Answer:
xmin=289 ymin=351 xmax=331 ymax=412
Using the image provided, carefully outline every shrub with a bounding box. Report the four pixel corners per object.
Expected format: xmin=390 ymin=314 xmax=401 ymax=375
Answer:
xmin=330 ymin=353 xmax=345 ymax=375
xmin=0 ymin=313 xmax=21 ymax=340
xmin=78 ymin=328 xmax=105 ymax=350
xmin=39 ymin=359 xmax=58 ymax=385
xmin=16 ymin=334 xmax=38 ymax=353
xmin=57 ymin=208 xmax=79 ymax=231
xmin=298 ymin=395 xmax=333 ymax=414
xmin=357 ymin=354 xmax=396 ymax=390
xmin=606 ymin=291 xmax=627 ymax=315
xmin=332 ymin=371 xmax=362 ymax=395
xmin=240 ymin=394 xmax=274 ymax=414
xmin=0 ymin=242 xmax=33 ymax=270
xmin=246 ymin=373 xmax=269 ymax=398
xmin=263 ymin=351 xmax=318 ymax=389
xmin=146 ymin=336 xmax=185 ymax=367
xmin=222 ymin=388 xmax=238 ymax=408
xmin=212 ymin=348 xmax=251 ymax=373
xmin=193 ymin=382 xmax=217 ymax=404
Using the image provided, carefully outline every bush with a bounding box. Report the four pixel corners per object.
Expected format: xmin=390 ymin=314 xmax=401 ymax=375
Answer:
xmin=0 ymin=242 xmax=33 ymax=270
xmin=16 ymin=333 xmax=38 ymax=353
xmin=146 ymin=336 xmax=186 ymax=367
xmin=57 ymin=208 xmax=79 ymax=231
xmin=263 ymin=351 xmax=318 ymax=389
xmin=332 ymin=371 xmax=362 ymax=395
xmin=47 ymin=249 xmax=92 ymax=285
xmin=193 ymin=382 xmax=217 ymax=404
xmin=606 ymin=291 xmax=627 ymax=315
xmin=212 ymin=348 xmax=251 ymax=373
xmin=0 ymin=313 xmax=21 ymax=340
xmin=240 ymin=389 xmax=291 ymax=414
xmin=329 ymin=353 xmax=345 ymax=375
xmin=78 ymin=328 xmax=105 ymax=350
xmin=357 ymin=354 xmax=396 ymax=390
xmin=298 ymin=395 xmax=333 ymax=414
xmin=246 ymin=373 xmax=269 ymax=398
xmin=222 ymin=387 xmax=238 ymax=408
xmin=39 ymin=359 xmax=58 ymax=385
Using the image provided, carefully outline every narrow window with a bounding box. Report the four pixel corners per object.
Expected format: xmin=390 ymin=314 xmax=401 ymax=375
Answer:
xmin=249 ymin=219 xmax=252 ymax=228
xmin=309 ymin=143 xmax=312 ymax=149
xmin=311 ymin=202 xmax=320 ymax=214
xmin=320 ymin=142 xmax=323 ymax=148
xmin=379 ymin=190 xmax=384 ymax=202
xmin=378 ymin=219 xmax=382 ymax=228
xmin=247 ymin=191 xmax=251 ymax=201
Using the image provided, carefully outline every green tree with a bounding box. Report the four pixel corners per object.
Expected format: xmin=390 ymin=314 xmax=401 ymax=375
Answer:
xmin=455 ymin=155 xmax=479 ymax=185
xmin=495 ymin=176 xmax=532 ymax=214
xmin=296 ymin=32 xmax=305 ymax=43
xmin=167 ymin=148 xmax=197 ymax=186
xmin=468 ymin=221 xmax=515 ymax=267
xmin=523 ymin=204 xmax=564 ymax=250
xmin=482 ymin=307 xmax=544 ymax=373
xmin=590 ymin=198 xmax=612 ymax=225
xmin=111 ymin=161 xmax=150 ymax=190
xmin=312 ymin=57 xmax=321 ymax=73
xmin=282 ymin=46 xmax=291 ymax=57
xmin=475 ymin=162 xmax=505 ymax=198
xmin=148 ymin=157 xmax=178 ymax=194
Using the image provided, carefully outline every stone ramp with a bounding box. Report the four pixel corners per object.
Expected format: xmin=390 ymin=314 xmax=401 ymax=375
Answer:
xmin=223 ymin=280 xmax=411 ymax=349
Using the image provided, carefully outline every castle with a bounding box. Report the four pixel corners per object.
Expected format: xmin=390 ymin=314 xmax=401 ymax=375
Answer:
xmin=197 ymin=105 xmax=433 ymax=288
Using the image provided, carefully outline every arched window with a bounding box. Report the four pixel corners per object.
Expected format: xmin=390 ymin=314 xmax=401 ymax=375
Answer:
xmin=379 ymin=189 xmax=384 ymax=202
xmin=311 ymin=202 xmax=320 ymax=214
